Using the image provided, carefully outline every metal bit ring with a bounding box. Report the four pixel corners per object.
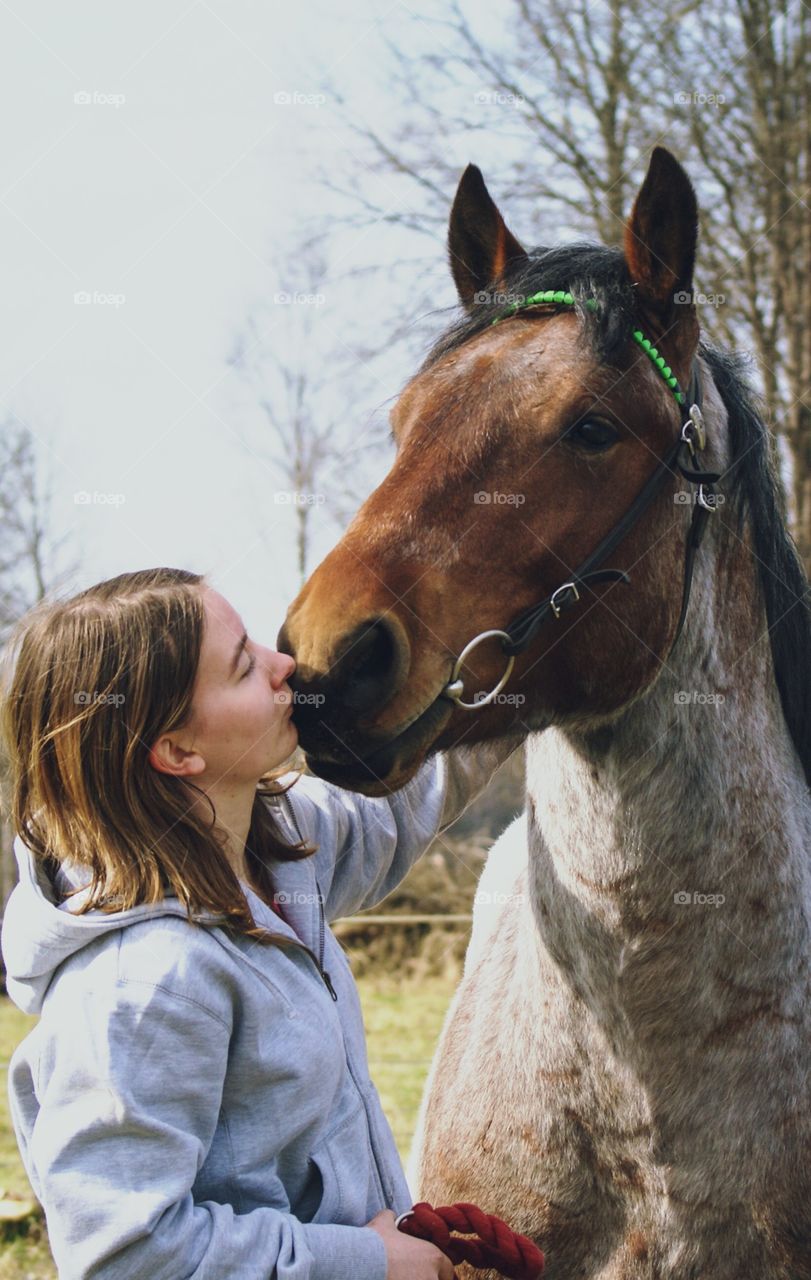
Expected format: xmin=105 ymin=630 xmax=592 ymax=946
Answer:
xmin=443 ymin=629 xmax=515 ymax=710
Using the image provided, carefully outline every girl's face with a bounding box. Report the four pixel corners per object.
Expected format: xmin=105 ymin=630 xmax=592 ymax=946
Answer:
xmin=182 ymin=588 xmax=298 ymax=783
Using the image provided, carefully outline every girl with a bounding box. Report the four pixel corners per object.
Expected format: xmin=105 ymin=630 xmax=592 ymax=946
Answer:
xmin=0 ymin=567 xmax=522 ymax=1280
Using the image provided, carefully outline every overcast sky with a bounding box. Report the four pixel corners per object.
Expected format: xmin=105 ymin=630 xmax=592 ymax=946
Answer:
xmin=2 ymin=0 xmax=503 ymax=648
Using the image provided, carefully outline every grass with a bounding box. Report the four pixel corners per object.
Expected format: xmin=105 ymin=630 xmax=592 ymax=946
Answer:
xmin=0 ymin=1002 xmax=53 ymax=1279
xmin=358 ymin=973 xmax=456 ymax=1162
xmin=0 ymin=974 xmax=457 ymax=1276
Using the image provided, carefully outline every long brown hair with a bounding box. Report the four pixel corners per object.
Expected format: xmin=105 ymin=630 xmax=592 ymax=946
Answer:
xmin=0 ymin=567 xmax=317 ymax=951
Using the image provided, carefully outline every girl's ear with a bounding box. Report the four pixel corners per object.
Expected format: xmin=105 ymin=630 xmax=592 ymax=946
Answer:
xmin=448 ymin=164 xmax=528 ymax=310
xmin=148 ymin=736 xmax=206 ymax=777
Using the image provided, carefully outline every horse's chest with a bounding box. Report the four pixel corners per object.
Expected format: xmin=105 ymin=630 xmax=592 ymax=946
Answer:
xmin=419 ymin=946 xmax=811 ymax=1278
xmin=426 ymin=1096 xmax=811 ymax=1279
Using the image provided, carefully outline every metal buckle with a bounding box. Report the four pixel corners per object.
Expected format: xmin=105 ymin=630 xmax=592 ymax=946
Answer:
xmin=549 ymin=581 xmax=579 ymax=619
xmin=680 ymin=405 xmax=706 ymax=457
xmin=680 ymin=421 xmax=696 ymax=457
xmin=697 ymin=484 xmax=717 ymax=511
xmin=443 ymin=628 xmax=515 ymax=710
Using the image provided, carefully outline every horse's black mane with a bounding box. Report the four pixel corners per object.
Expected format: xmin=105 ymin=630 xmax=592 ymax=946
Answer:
xmin=423 ymin=242 xmax=811 ymax=788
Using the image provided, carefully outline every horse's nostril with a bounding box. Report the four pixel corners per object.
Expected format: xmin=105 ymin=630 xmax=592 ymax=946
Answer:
xmin=339 ymin=618 xmax=402 ymax=713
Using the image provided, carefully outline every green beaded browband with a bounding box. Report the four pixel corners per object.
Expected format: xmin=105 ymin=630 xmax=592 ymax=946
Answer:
xmin=490 ymin=289 xmax=685 ymax=405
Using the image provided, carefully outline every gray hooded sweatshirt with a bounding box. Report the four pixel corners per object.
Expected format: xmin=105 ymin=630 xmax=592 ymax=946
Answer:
xmin=2 ymin=736 xmax=520 ymax=1280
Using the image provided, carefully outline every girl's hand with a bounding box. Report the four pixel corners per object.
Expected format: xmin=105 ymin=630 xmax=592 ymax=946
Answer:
xmin=366 ymin=1209 xmax=457 ymax=1280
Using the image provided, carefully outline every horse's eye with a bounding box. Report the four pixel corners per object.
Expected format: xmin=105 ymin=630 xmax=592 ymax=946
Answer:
xmin=564 ymin=419 xmax=619 ymax=452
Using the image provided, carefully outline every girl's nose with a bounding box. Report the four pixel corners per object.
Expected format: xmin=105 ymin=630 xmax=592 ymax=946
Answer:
xmin=270 ymin=650 xmax=296 ymax=686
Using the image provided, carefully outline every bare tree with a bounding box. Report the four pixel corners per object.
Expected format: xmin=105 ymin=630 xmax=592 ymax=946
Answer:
xmin=322 ymin=1 xmax=697 ymax=249
xmin=227 ymin=255 xmax=393 ymax=588
xmin=681 ymin=0 xmax=810 ymax=538
xmin=259 ymin=347 xmax=339 ymax=586
xmin=0 ymin=416 xmax=77 ymax=641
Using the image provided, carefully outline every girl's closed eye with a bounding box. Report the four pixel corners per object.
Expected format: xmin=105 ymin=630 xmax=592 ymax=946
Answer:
xmin=241 ymin=652 xmax=256 ymax=679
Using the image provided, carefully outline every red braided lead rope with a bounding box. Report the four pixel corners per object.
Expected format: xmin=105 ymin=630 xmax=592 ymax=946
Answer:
xmin=396 ymin=1202 xmax=545 ymax=1279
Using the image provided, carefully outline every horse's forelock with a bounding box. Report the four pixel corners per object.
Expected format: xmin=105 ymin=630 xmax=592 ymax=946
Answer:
xmin=422 ymin=241 xmax=636 ymax=373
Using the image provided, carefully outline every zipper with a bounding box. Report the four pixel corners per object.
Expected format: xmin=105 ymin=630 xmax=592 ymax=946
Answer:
xmin=315 ymin=875 xmax=338 ymax=1000
xmin=280 ymin=791 xmax=338 ymax=1002
xmin=297 ymin=940 xmax=338 ymax=1002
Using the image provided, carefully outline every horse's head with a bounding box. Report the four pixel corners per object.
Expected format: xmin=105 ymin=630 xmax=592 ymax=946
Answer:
xmin=279 ymin=146 xmax=718 ymax=794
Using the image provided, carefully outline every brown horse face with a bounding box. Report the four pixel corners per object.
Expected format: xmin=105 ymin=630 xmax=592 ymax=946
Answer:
xmin=279 ymin=147 xmax=702 ymax=794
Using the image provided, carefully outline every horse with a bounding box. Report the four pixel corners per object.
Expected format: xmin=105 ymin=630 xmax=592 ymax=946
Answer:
xmin=278 ymin=146 xmax=811 ymax=1277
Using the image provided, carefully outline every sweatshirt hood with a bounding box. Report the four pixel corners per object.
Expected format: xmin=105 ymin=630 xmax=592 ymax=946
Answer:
xmin=1 ymin=833 xmax=224 ymax=1016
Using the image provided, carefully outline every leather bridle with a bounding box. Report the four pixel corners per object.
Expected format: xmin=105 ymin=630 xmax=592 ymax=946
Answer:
xmin=442 ymin=305 xmax=721 ymax=710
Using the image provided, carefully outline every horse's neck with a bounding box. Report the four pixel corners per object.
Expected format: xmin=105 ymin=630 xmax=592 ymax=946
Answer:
xmin=523 ymin=529 xmax=811 ymax=1054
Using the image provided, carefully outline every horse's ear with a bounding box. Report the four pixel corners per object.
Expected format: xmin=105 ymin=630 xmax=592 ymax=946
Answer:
xmin=448 ymin=165 xmax=528 ymax=309
xmin=623 ymin=147 xmax=698 ymax=323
